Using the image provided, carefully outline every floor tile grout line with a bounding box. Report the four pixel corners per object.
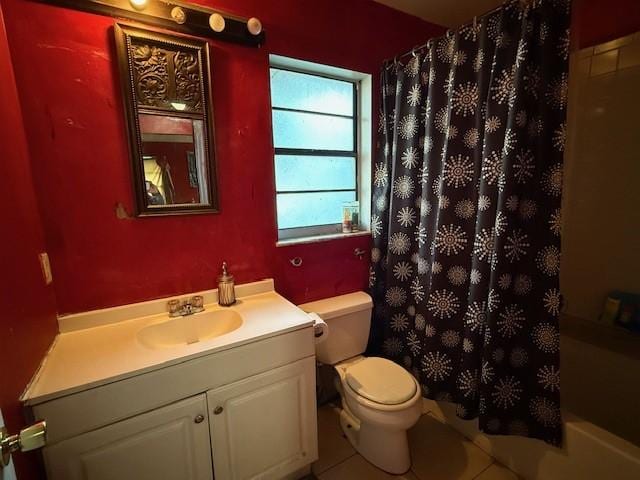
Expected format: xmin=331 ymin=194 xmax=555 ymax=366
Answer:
xmin=424 ymin=412 xmax=512 ymax=479
xmin=410 ymin=467 xmax=426 ymax=480
xmin=313 ymin=451 xmax=358 ymax=476
xmin=471 ymin=460 xmax=496 ymax=479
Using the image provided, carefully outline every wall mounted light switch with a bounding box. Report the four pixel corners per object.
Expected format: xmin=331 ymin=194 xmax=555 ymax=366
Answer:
xmin=38 ymin=252 xmax=53 ymax=285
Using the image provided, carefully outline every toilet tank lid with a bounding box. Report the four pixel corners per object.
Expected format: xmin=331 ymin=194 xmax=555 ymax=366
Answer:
xmin=298 ymin=292 xmax=373 ymax=320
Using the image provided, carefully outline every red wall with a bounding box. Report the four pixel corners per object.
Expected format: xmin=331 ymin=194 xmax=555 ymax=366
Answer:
xmin=0 ymin=3 xmax=58 ymax=478
xmin=2 ymin=0 xmax=443 ymax=314
xmin=574 ymin=0 xmax=640 ymax=48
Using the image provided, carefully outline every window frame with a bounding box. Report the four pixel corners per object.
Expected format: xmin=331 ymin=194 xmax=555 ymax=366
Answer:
xmin=269 ymin=64 xmax=363 ymax=240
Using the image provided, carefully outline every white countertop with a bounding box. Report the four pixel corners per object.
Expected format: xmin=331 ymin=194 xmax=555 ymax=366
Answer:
xmin=23 ymin=284 xmax=313 ymax=406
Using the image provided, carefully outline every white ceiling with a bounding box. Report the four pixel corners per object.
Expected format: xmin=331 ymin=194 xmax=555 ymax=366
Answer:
xmin=373 ymin=0 xmax=504 ymax=28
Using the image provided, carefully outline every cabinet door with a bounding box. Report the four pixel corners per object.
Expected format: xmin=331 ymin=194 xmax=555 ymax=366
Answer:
xmin=43 ymin=394 xmax=213 ymax=480
xmin=207 ymin=356 xmax=318 ymax=480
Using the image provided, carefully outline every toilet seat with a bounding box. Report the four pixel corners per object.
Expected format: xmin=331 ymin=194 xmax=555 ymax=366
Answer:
xmin=344 ymin=357 xmax=417 ymax=406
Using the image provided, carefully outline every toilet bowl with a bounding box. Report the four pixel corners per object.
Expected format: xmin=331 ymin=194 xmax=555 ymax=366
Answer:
xmin=334 ymin=356 xmax=422 ymax=473
xmin=300 ymin=292 xmax=422 ymax=474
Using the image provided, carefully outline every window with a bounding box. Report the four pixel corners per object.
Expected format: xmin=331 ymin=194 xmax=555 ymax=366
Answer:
xmin=269 ymin=56 xmax=371 ymax=243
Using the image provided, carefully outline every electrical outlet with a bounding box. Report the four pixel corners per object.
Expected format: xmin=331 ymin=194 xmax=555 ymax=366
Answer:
xmin=39 ymin=252 xmax=53 ymax=285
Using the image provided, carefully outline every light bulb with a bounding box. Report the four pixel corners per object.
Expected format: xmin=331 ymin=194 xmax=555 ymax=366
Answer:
xmin=247 ymin=17 xmax=262 ymax=36
xmin=209 ymin=13 xmax=226 ymax=33
xmin=129 ymin=0 xmax=148 ymax=10
xmin=170 ymin=7 xmax=186 ymax=25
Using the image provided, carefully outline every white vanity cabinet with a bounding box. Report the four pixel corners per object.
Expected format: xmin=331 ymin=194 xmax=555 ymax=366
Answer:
xmin=43 ymin=395 xmax=213 ymax=480
xmin=28 ymin=326 xmax=318 ymax=480
xmin=208 ymin=357 xmax=317 ymax=480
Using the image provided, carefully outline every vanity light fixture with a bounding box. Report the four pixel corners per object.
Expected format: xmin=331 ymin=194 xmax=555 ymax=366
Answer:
xmin=129 ymin=0 xmax=147 ymax=10
xmin=209 ymin=13 xmax=225 ymax=33
xmin=247 ymin=17 xmax=262 ymax=36
xmin=170 ymin=6 xmax=186 ymax=24
xmin=38 ymin=1 xmax=265 ymax=47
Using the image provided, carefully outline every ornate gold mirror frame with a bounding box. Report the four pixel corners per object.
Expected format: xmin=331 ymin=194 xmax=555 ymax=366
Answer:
xmin=115 ymin=23 xmax=218 ymax=216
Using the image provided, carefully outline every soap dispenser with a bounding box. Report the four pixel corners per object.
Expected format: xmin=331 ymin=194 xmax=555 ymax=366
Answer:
xmin=217 ymin=261 xmax=236 ymax=306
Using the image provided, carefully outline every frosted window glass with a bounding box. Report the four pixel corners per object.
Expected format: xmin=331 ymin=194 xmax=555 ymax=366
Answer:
xmin=275 ymin=156 xmax=356 ymax=192
xmin=272 ymin=110 xmax=354 ymax=151
xmin=270 ymin=68 xmax=353 ymax=116
xmin=277 ymin=191 xmax=356 ymax=229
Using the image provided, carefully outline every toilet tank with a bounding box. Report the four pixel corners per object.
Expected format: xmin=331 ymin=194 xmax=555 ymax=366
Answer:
xmin=299 ymin=292 xmax=373 ymax=365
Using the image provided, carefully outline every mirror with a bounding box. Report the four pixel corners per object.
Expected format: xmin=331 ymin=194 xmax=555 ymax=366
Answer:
xmin=140 ymin=114 xmax=209 ymax=206
xmin=115 ymin=23 xmax=218 ymax=215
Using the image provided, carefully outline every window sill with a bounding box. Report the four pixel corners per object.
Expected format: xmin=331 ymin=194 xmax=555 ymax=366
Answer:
xmin=276 ymin=230 xmax=371 ymax=247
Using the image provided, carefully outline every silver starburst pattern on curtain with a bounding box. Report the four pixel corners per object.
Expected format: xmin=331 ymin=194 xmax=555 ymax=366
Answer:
xmin=369 ymin=0 xmax=570 ymax=446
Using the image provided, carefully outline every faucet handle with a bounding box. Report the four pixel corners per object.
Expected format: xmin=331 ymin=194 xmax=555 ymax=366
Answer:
xmin=191 ymin=295 xmax=204 ymax=310
xmin=168 ymin=299 xmax=181 ymax=316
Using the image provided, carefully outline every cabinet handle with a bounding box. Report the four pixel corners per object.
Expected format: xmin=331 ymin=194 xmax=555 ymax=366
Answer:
xmin=194 ymin=414 xmax=205 ymax=424
xmin=213 ymin=406 xmax=224 ymax=415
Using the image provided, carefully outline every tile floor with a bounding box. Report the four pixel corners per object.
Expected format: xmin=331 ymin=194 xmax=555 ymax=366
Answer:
xmin=312 ymin=404 xmax=520 ymax=480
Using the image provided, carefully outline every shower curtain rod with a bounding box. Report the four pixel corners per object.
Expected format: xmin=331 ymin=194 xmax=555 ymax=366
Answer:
xmin=382 ymin=0 xmax=537 ymax=67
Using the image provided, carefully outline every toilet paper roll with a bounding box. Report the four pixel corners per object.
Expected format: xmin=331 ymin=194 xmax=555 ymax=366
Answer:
xmin=308 ymin=312 xmax=329 ymax=344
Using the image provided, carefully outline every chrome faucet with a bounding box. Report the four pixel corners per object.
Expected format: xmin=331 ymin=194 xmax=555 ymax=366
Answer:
xmin=168 ymin=295 xmax=205 ymax=317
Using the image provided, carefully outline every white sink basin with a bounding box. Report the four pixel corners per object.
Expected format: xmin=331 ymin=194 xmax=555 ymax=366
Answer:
xmin=137 ymin=310 xmax=243 ymax=349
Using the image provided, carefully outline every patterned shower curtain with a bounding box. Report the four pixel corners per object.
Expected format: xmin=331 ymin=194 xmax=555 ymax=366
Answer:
xmin=369 ymin=0 xmax=570 ymax=445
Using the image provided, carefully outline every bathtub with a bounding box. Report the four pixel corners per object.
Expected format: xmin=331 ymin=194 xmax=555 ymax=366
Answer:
xmin=560 ymin=315 xmax=640 ymax=447
xmin=421 ymin=326 xmax=640 ymax=480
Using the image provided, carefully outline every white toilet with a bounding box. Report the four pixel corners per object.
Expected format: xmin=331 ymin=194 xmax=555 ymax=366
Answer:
xmin=300 ymin=291 xmax=422 ymax=474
